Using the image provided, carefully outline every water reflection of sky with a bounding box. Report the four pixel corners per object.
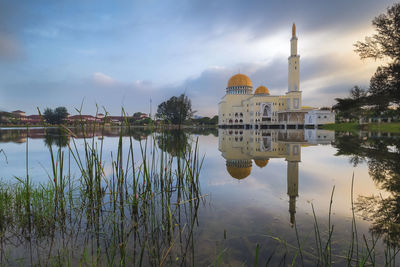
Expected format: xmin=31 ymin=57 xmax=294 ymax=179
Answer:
xmin=0 ymin=129 xmax=384 ymax=223
xmin=0 ymin=128 xmax=393 ymax=264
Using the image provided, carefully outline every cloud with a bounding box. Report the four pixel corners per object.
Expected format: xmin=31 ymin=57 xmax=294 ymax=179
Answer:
xmin=0 ymin=2 xmax=26 ymax=62
xmin=92 ymin=72 xmax=115 ymax=86
xmin=0 ymin=0 xmax=397 ymax=115
xmin=0 ymin=33 xmax=22 ymax=61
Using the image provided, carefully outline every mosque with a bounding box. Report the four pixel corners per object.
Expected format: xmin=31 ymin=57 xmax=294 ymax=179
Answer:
xmin=218 ymin=24 xmax=335 ymax=129
xmin=218 ymin=128 xmax=334 ymax=225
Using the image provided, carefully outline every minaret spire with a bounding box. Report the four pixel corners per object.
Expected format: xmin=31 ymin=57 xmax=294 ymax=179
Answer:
xmin=292 ymin=23 xmax=296 ymax=38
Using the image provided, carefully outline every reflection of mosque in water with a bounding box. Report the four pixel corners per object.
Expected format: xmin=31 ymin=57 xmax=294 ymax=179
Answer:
xmin=218 ymin=129 xmax=334 ymax=225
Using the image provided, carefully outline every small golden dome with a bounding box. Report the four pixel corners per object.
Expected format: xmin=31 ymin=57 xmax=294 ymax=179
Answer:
xmin=254 ymin=159 xmax=269 ymax=168
xmin=254 ymin=86 xmax=270 ymax=95
xmin=227 ymin=74 xmax=253 ymax=88
xmin=226 ymin=165 xmax=252 ymax=180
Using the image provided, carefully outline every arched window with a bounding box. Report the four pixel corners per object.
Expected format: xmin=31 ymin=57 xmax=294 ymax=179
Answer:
xmin=235 ymin=113 xmax=238 ymax=117
xmin=239 ymin=119 xmax=243 ymax=123
xmin=240 ymin=113 xmax=243 ymax=117
xmin=229 ymin=119 xmax=233 ymax=123
xmin=263 ymin=105 xmax=271 ymax=117
xmin=262 ymin=137 xmax=272 ymax=151
xmin=235 ymin=119 xmax=238 ymax=123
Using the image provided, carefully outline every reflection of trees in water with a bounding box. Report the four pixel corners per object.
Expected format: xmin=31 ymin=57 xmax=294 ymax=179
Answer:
xmin=156 ymin=130 xmax=189 ymax=157
xmin=183 ymin=127 xmax=218 ymax=137
xmin=127 ymin=127 xmax=153 ymax=141
xmin=0 ymin=127 xmax=217 ymax=144
xmin=334 ymin=132 xmax=400 ymax=246
xmin=43 ymin=128 xmax=69 ymax=148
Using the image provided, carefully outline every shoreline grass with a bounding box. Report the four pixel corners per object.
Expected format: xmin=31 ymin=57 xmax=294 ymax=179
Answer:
xmin=257 ymin=174 xmax=400 ymax=266
xmin=322 ymin=122 xmax=400 ymax=133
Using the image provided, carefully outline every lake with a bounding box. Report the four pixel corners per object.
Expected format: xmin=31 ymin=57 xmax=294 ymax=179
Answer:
xmin=0 ymin=127 xmax=398 ymax=266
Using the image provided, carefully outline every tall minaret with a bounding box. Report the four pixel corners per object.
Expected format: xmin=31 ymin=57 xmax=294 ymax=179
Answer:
xmin=288 ymin=23 xmax=300 ymax=92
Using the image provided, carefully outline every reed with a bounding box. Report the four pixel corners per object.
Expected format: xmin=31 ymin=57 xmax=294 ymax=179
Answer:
xmin=260 ymin=173 xmax=400 ymax=266
xmin=0 ymin=111 xmax=205 ymax=266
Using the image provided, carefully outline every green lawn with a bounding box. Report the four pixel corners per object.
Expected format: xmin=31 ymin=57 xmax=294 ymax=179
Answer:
xmin=321 ymin=123 xmax=359 ymax=131
xmin=322 ymin=122 xmax=400 ymax=133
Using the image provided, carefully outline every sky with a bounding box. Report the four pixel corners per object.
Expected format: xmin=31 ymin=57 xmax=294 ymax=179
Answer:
xmin=0 ymin=0 xmax=397 ymax=116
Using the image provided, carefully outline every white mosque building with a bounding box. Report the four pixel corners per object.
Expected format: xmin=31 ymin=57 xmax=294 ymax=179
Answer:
xmin=218 ymin=24 xmax=335 ymax=129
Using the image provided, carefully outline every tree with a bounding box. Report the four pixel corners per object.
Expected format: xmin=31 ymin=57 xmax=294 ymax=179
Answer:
xmin=192 ymin=115 xmax=218 ymax=125
xmin=333 ymin=86 xmax=367 ymax=121
xmin=43 ymin=107 xmax=69 ymax=124
xmin=354 ymin=3 xmax=400 ymax=108
xmin=132 ymin=112 xmax=142 ymax=119
xmin=54 ymin=107 xmax=68 ymax=124
xmin=210 ymin=115 xmax=218 ymax=124
xmin=43 ymin=108 xmax=55 ymax=124
xmin=156 ymin=94 xmax=194 ymax=124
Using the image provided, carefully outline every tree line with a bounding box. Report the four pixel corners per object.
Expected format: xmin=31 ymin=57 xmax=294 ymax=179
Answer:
xmin=2 ymin=93 xmax=216 ymax=126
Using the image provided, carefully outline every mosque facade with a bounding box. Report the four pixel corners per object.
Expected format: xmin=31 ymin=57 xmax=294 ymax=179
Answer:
xmin=218 ymin=24 xmax=335 ymax=129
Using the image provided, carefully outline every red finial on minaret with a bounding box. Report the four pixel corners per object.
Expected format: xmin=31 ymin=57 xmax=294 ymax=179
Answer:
xmin=292 ymin=23 xmax=296 ymax=37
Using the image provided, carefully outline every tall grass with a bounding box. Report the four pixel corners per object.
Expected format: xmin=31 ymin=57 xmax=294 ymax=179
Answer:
xmin=261 ymin=173 xmax=400 ymax=266
xmin=0 ymin=113 xmax=205 ymax=266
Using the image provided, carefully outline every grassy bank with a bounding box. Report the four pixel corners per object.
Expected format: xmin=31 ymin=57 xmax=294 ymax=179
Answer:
xmin=322 ymin=122 xmax=359 ymax=132
xmin=365 ymin=122 xmax=400 ymax=132
xmin=322 ymin=122 xmax=400 ymax=133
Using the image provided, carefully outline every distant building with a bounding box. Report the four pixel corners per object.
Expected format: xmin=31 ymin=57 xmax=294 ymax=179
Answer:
xmin=68 ymin=115 xmax=97 ymax=122
xmin=96 ymin=113 xmax=105 ymax=119
xmin=107 ymin=116 xmax=124 ymax=124
xmin=12 ymin=110 xmax=26 ymax=117
xmin=218 ymin=24 xmax=335 ymax=129
xmin=305 ymin=110 xmax=335 ymax=127
xmin=25 ymin=115 xmax=42 ymax=124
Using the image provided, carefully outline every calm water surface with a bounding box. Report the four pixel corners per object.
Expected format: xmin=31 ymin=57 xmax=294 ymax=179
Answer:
xmin=0 ymin=127 xmax=398 ymax=266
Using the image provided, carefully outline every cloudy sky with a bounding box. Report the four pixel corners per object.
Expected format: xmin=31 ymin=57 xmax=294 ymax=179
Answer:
xmin=0 ymin=0 xmax=397 ymax=116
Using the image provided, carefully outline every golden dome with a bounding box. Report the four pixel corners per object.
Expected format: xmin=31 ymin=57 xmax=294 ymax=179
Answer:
xmin=254 ymin=159 xmax=269 ymax=168
xmin=227 ymin=74 xmax=253 ymax=88
xmin=254 ymin=86 xmax=270 ymax=95
xmin=226 ymin=166 xmax=252 ymax=180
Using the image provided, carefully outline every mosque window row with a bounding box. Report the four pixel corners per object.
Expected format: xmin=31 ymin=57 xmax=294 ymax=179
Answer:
xmin=227 ymin=90 xmax=250 ymax=94
xmin=227 ymin=131 xmax=243 ymax=135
